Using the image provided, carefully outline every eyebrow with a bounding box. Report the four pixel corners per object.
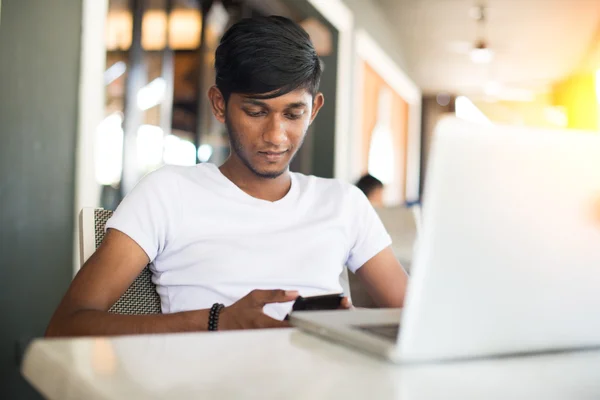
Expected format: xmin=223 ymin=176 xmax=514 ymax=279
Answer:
xmin=241 ymin=98 xmax=307 ymax=109
xmin=286 ymin=101 xmax=308 ymax=109
xmin=241 ymin=98 xmax=269 ymax=107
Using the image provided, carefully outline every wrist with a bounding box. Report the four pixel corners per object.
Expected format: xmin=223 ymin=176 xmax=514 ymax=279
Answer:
xmin=207 ymin=303 xmax=225 ymax=331
xmin=217 ymin=306 xmax=233 ymax=330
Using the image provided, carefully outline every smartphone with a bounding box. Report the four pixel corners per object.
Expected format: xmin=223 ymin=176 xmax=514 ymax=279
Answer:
xmin=291 ymin=293 xmax=344 ymax=312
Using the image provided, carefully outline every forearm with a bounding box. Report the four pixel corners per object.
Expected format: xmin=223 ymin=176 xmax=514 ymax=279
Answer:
xmin=45 ymin=308 xmax=210 ymax=337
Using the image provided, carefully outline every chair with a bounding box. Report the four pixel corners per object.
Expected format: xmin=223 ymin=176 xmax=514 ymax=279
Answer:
xmin=79 ymin=208 xmax=162 ymax=315
xmin=410 ymin=203 xmax=422 ymax=235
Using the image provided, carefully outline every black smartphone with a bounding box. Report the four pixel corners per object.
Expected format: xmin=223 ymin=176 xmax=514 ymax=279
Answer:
xmin=291 ymin=293 xmax=344 ymax=312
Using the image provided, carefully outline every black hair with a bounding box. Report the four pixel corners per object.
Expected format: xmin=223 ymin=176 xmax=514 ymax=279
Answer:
xmin=356 ymin=174 xmax=384 ymax=197
xmin=214 ymin=15 xmax=322 ymax=102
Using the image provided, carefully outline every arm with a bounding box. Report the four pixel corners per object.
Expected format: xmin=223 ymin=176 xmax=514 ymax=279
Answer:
xmin=46 ymin=229 xmax=210 ymax=337
xmin=46 ymin=229 xmax=298 ymax=337
xmin=354 ymin=246 xmax=408 ymax=308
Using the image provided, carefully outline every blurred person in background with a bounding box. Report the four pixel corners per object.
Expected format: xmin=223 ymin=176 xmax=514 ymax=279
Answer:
xmin=356 ymin=173 xmax=384 ymax=207
xmin=46 ymin=16 xmax=407 ymax=337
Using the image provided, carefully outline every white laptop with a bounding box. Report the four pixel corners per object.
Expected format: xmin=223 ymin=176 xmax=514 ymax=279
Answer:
xmin=291 ymin=117 xmax=600 ymax=363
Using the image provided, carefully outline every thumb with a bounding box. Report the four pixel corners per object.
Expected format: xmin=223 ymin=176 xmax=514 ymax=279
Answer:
xmin=340 ymin=297 xmax=353 ymax=309
xmin=247 ymin=289 xmax=299 ymax=307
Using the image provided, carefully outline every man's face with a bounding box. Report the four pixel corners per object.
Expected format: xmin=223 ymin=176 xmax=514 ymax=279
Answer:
xmin=210 ymin=88 xmax=324 ymax=179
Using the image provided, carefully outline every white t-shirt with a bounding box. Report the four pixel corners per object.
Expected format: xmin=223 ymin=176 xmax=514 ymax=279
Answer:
xmin=106 ymin=163 xmax=392 ymax=320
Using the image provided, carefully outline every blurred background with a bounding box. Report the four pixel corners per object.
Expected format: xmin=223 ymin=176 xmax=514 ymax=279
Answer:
xmin=1 ymin=0 xmax=600 ymax=397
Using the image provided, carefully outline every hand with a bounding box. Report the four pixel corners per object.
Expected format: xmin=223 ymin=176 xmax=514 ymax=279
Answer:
xmin=218 ymin=289 xmax=299 ymax=330
xmin=339 ymin=296 xmax=353 ymax=309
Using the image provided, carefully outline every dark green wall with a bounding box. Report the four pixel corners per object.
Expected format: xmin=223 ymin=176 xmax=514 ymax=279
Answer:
xmin=309 ymin=28 xmax=338 ymax=179
xmin=282 ymin=0 xmax=339 ymax=179
xmin=0 ymin=0 xmax=82 ymax=397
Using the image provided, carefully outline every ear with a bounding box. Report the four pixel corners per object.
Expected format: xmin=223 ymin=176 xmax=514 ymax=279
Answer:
xmin=208 ymin=86 xmax=226 ymax=124
xmin=309 ymin=92 xmax=325 ymax=125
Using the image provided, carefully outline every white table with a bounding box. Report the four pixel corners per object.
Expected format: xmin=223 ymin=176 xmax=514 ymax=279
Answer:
xmin=22 ymin=329 xmax=600 ymax=399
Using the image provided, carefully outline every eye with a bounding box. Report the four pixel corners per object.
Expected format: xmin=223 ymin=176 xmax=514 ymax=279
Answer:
xmin=285 ymin=113 xmax=303 ymax=120
xmin=244 ymin=109 xmax=266 ymax=118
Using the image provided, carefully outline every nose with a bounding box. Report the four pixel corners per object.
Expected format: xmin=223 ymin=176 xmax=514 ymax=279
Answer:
xmin=262 ymin=114 xmax=288 ymax=147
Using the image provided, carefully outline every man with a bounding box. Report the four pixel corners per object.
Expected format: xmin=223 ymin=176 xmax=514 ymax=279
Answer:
xmin=355 ymin=173 xmax=384 ymax=207
xmin=46 ymin=16 xmax=407 ymax=336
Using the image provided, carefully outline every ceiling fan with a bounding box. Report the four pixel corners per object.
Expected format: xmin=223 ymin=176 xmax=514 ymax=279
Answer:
xmin=443 ymin=1 xmax=546 ymax=102
xmin=445 ymin=2 xmax=495 ymax=64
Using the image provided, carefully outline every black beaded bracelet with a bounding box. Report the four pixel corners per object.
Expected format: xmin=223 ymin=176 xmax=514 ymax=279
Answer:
xmin=208 ymin=303 xmax=225 ymax=331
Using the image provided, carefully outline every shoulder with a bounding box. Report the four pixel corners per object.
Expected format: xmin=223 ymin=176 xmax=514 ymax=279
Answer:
xmin=137 ymin=164 xmax=210 ymax=186
xmin=129 ymin=165 xmax=196 ymax=197
xmin=292 ymin=172 xmax=366 ymax=202
xmin=144 ymin=164 xmax=190 ymax=179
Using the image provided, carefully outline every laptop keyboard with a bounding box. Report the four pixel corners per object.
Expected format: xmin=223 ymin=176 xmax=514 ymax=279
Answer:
xmin=355 ymin=324 xmax=400 ymax=342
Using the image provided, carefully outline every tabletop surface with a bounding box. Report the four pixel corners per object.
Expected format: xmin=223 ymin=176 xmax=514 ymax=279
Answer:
xmin=22 ymin=328 xmax=600 ymax=400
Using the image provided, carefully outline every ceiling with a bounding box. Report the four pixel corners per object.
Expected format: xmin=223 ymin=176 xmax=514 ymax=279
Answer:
xmin=374 ymin=0 xmax=600 ymax=99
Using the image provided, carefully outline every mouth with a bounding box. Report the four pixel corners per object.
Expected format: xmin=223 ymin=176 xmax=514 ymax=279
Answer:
xmin=258 ymin=150 xmax=288 ymax=162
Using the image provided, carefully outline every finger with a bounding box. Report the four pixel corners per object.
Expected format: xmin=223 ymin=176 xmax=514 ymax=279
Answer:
xmin=255 ymin=314 xmax=291 ymax=329
xmin=339 ymin=297 xmax=353 ymax=309
xmin=247 ymin=289 xmax=299 ymax=307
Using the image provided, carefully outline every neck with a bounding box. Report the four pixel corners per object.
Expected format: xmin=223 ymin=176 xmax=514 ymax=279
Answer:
xmin=219 ymin=156 xmax=292 ymax=202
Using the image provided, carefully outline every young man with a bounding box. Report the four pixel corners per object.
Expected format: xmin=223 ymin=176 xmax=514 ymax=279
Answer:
xmin=46 ymin=16 xmax=408 ymax=336
xmin=356 ymin=173 xmax=385 ymax=207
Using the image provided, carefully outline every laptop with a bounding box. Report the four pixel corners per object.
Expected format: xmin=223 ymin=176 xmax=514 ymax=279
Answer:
xmin=290 ymin=117 xmax=600 ymax=363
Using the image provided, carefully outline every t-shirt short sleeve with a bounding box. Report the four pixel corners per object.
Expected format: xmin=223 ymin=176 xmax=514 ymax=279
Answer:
xmin=345 ymin=185 xmax=392 ymax=273
xmin=105 ymin=166 xmax=181 ymax=262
